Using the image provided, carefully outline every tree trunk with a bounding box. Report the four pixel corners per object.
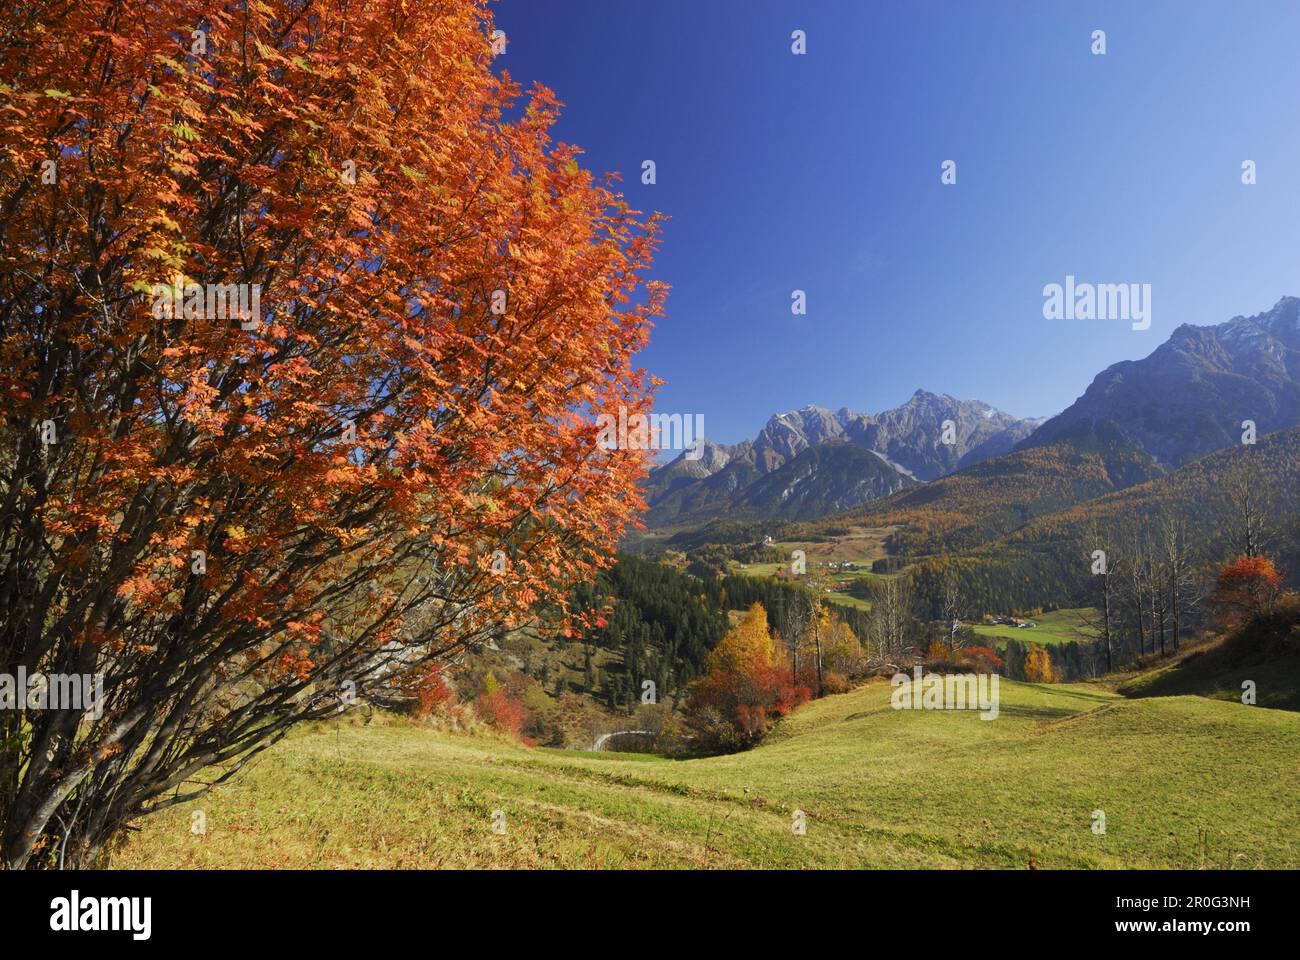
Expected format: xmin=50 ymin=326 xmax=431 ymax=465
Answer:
xmin=1154 ymin=590 xmax=1164 ymax=658
xmin=1169 ymin=571 xmax=1180 ymax=652
xmin=1102 ymin=578 xmax=1113 ymax=673
xmin=1134 ymin=591 xmax=1146 ymax=658
xmin=814 ymin=620 xmax=824 ymax=697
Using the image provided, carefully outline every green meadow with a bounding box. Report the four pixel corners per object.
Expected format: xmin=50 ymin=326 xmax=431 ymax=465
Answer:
xmin=973 ymin=607 xmax=1101 ymax=646
xmin=115 ymin=676 xmax=1300 ymax=870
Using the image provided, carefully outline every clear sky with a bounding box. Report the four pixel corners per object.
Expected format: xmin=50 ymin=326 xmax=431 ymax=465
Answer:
xmin=492 ymin=0 xmax=1300 ymax=446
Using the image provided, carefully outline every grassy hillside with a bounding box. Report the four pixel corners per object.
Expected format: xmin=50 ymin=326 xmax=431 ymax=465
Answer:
xmin=768 ymin=428 xmax=1300 ymax=618
xmin=114 ymin=677 xmax=1300 ymax=869
xmin=973 ymin=608 xmax=1100 ymax=646
xmin=724 ymin=529 xmax=891 ymax=613
xmin=1119 ymin=604 xmax=1300 ymax=710
xmin=808 ymin=438 xmax=1157 ymax=556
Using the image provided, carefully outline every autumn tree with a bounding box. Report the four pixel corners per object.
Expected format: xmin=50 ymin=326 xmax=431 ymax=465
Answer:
xmin=1209 ymin=555 xmax=1285 ymax=624
xmin=704 ymin=602 xmax=776 ymax=676
xmin=685 ymin=603 xmax=808 ymax=751
xmin=822 ymin=614 xmax=864 ymax=677
xmin=474 ymin=673 xmax=528 ymax=741
xmin=0 ymin=0 xmax=664 ymax=867
xmin=954 ymin=644 xmax=1004 ymax=674
xmin=776 ymin=591 xmax=833 ymax=694
xmin=1023 ymin=644 xmax=1055 ymax=684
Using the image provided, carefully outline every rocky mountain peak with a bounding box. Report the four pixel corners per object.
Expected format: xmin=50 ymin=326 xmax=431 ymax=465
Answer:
xmin=643 ymin=390 xmax=1038 ymax=525
xmin=1023 ymin=295 xmax=1300 ymax=470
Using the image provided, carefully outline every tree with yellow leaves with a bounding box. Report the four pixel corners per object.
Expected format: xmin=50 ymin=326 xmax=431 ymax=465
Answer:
xmin=687 ymin=602 xmax=809 ymax=751
xmin=822 ymin=615 xmax=865 ymax=677
xmin=1024 ymin=644 xmax=1056 ymax=683
xmin=706 ymin=603 xmax=777 ymax=676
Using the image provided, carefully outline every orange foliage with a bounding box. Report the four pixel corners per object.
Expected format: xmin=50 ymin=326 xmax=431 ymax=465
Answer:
xmin=0 ymin=0 xmax=661 ymax=865
xmin=705 ymin=603 xmax=777 ymax=676
xmin=956 ymin=645 xmax=1005 ymax=672
xmin=686 ymin=664 xmax=810 ymax=751
xmin=686 ymin=603 xmax=809 ymax=750
xmin=1211 ymin=555 xmax=1285 ymax=622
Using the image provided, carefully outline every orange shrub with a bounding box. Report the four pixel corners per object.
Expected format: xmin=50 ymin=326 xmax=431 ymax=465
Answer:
xmin=1211 ymin=555 xmax=1285 ymax=623
xmin=957 ymin=645 xmax=1005 ymax=672
xmin=686 ymin=664 xmax=809 ymax=752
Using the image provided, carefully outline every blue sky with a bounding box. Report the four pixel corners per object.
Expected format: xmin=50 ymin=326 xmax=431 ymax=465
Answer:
xmin=493 ymin=0 xmax=1300 ymax=445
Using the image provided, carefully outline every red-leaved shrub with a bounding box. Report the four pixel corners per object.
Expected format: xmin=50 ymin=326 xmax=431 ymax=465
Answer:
xmin=1211 ymin=555 xmax=1285 ymax=624
xmin=474 ymin=688 xmax=528 ymax=739
xmin=685 ymin=663 xmax=809 ymax=752
xmin=956 ymin=644 xmax=1005 ymax=673
xmin=412 ymin=666 xmax=458 ymax=719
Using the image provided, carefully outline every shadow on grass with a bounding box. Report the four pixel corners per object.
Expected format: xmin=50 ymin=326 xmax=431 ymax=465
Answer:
xmin=1023 ymin=684 xmax=1114 ymax=704
xmin=842 ymin=703 xmax=1084 ymax=722
xmin=991 ymin=703 xmax=1095 ymax=721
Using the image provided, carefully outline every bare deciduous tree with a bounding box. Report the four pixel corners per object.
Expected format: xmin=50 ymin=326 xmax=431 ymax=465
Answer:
xmin=1080 ymin=522 xmax=1119 ymax=674
xmin=1223 ymin=455 xmax=1276 ymax=560
xmin=1156 ymin=507 xmax=1200 ymax=653
xmin=940 ymin=568 xmax=967 ymax=653
xmin=869 ymin=576 xmax=915 ymax=662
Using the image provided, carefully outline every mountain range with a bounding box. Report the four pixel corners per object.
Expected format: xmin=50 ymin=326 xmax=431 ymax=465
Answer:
xmin=643 ymin=391 xmax=1039 ymax=526
xmin=644 ymin=296 xmax=1300 ymax=530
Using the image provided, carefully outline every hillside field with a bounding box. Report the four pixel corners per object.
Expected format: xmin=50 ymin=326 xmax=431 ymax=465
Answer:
xmin=726 ymin=531 xmax=893 ymax=613
xmin=973 ymin=607 xmax=1101 ymax=646
xmin=114 ymin=678 xmax=1300 ymax=870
